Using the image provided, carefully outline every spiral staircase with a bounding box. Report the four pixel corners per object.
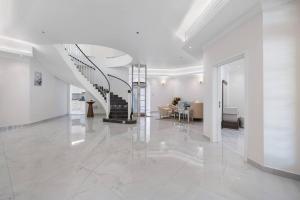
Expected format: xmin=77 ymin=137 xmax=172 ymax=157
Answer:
xmin=57 ymin=44 xmax=136 ymax=124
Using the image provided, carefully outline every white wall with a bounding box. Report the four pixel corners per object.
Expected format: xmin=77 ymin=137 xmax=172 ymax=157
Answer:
xmin=201 ymin=14 xmax=264 ymax=164
xmin=0 ymin=51 xmax=69 ymax=127
xmin=29 ymin=58 xmax=68 ymax=123
xmin=149 ymin=75 xmax=205 ymax=112
xmin=262 ymin=0 xmax=300 ymax=174
xmin=149 ymin=78 xmax=176 ymax=112
xmin=0 ymin=53 xmax=31 ymax=126
xmin=196 ymin=0 xmax=300 ymax=174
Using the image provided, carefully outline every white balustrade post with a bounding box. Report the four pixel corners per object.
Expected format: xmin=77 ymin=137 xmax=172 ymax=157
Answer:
xmin=128 ymin=90 xmax=132 ymax=120
xmin=106 ymin=92 xmax=110 ymax=118
xmin=92 ymin=70 xmax=95 ymax=85
xmin=88 ymin=68 xmax=91 ymax=82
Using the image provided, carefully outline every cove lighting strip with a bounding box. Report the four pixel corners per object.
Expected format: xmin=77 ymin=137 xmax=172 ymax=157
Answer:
xmin=148 ymin=66 xmax=204 ymax=76
xmin=0 ymin=35 xmax=34 ymax=57
xmin=0 ymin=35 xmax=36 ymax=46
xmin=0 ymin=46 xmax=33 ymax=57
xmin=176 ymin=0 xmax=230 ymax=42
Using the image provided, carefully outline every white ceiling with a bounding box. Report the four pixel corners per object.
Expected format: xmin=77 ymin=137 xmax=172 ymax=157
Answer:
xmin=78 ymin=44 xmax=133 ymax=67
xmin=0 ymin=0 xmax=260 ymax=69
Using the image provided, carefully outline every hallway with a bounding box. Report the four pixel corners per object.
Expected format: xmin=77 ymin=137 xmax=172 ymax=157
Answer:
xmin=0 ymin=115 xmax=299 ymax=200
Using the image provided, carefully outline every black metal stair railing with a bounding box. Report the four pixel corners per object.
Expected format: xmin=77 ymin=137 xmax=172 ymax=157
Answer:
xmin=64 ymin=44 xmax=134 ymax=121
xmin=108 ymin=74 xmax=132 ymax=92
xmin=75 ymin=44 xmax=111 ymax=93
xmin=65 ymin=44 xmax=111 ymax=101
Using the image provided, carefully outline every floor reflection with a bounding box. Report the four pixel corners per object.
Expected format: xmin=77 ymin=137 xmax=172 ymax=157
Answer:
xmin=70 ymin=115 xmax=86 ymax=146
xmin=129 ymin=116 xmax=204 ymax=166
xmin=1 ymin=115 xmax=299 ymax=200
xmin=221 ymin=128 xmax=245 ymax=156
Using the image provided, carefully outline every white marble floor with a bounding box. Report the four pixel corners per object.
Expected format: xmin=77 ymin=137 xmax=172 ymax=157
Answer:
xmin=222 ymin=128 xmax=245 ymax=156
xmin=0 ymin=115 xmax=299 ymax=200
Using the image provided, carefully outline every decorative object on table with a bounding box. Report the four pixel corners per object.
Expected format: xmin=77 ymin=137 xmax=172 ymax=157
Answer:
xmin=34 ymin=72 xmax=42 ymax=86
xmin=86 ymin=100 xmax=95 ymax=118
xmin=172 ymin=97 xmax=181 ymax=106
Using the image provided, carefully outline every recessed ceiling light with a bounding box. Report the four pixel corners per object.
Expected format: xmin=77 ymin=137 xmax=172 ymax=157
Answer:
xmin=189 ymin=46 xmax=192 ymax=49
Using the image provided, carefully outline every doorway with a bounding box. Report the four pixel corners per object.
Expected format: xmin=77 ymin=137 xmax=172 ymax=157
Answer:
xmin=69 ymin=85 xmax=86 ymax=115
xmin=217 ymin=58 xmax=246 ymax=156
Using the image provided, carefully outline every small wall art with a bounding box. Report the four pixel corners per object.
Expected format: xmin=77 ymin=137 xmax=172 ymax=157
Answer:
xmin=34 ymin=72 xmax=42 ymax=86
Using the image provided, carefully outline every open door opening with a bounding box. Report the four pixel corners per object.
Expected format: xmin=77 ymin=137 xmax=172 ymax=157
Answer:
xmin=217 ymin=58 xmax=246 ymax=156
xmin=69 ymin=85 xmax=86 ymax=115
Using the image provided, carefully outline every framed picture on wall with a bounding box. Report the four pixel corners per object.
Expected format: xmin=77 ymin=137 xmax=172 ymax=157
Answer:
xmin=34 ymin=72 xmax=42 ymax=86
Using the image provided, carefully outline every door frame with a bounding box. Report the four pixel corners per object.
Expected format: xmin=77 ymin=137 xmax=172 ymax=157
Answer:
xmin=214 ymin=53 xmax=249 ymax=161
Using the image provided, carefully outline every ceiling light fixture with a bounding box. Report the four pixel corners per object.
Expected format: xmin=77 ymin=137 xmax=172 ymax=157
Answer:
xmin=160 ymin=76 xmax=169 ymax=86
xmin=196 ymin=73 xmax=204 ymax=84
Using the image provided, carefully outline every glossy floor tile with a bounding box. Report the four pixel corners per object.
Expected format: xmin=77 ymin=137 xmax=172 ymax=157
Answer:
xmin=0 ymin=115 xmax=299 ymax=200
xmin=222 ymin=128 xmax=244 ymax=156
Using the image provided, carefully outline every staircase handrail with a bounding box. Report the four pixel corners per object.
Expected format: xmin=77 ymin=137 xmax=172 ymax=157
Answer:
xmin=75 ymin=44 xmax=111 ymax=92
xmin=107 ymin=74 xmax=132 ymax=92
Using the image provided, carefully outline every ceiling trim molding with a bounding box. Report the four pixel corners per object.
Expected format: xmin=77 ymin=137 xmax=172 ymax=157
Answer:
xmin=148 ymin=66 xmax=204 ymax=77
xmin=186 ymin=0 xmax=231 ymax=41
xmin=262 ymin=0 xmax=295 ymax=11
xmin=202 ymin=2 xmax=262 ymax=51
xmin=0 ymin=36 xmax=34 ymax=57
